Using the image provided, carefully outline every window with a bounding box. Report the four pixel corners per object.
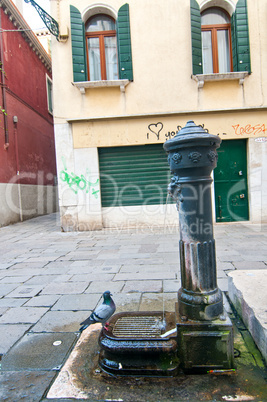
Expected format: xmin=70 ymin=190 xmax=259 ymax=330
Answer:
xmin=190 ymin=0 xmax=251 ymax=76
xmin=85 ymin=15 xmax=118 ymax=81
xmin=70 ymin=4 xmax=133 ymax=83
xmin=201 ymin=8 xmax=232 ymax=74
xmin=46 ymin=75 xmax=53 ymax=114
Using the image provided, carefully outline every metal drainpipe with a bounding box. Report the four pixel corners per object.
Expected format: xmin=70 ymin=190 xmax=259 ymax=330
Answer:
xmin=0 ymin=10 xmax=9 ymax=148
xmin=13 ymin=117 xmax=23 ymax=222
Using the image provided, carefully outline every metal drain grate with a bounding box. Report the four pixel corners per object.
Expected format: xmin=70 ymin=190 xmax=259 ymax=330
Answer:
xmin=112 ymin=315 xmax=164 ymax=338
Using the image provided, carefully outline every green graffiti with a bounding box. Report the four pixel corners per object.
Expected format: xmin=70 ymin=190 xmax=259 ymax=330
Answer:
xmin=60 ymin=157 xmax=100 ymax=198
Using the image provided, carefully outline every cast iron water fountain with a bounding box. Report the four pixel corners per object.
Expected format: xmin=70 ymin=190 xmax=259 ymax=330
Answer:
xmin=99 ymin=121 xmax=234 ymax=375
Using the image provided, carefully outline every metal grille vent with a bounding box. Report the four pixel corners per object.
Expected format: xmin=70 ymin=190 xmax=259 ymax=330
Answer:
xmin=112 ymin=315 xmax=165 ymax=338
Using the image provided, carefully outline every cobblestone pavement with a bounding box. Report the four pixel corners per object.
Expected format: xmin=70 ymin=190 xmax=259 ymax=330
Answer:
xmin=0 ymin=213 xmax=266 ymax=401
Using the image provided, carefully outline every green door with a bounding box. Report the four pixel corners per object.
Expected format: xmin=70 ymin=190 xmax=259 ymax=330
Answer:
xmin=214 ymin=139 xmax=249 ymax=222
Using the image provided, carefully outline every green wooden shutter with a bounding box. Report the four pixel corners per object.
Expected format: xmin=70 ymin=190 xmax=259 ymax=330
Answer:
xmin=70 ymin=5 xmax=87 ymax=82
xmin=117 ymin=3 xmax=133 ymax=81
xmin=99 ymin=145 xmax=171 ymax=207
xmin=231 ymin=11 xmax=238 ymax=72
xmin=231 ymin=0 xmax=251 ymax=73
xmin=190 ymin=0 xmax=203 ymax=75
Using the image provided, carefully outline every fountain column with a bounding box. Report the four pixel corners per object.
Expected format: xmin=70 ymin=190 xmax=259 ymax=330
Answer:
xmin=164 ymin=121 xmax=234 ymax=372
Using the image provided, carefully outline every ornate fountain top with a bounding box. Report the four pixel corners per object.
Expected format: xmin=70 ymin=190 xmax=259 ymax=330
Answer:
xmin=163 ymin=120 xmax=221 ymax=152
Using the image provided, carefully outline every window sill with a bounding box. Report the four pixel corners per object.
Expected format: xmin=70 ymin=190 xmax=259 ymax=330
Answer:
xmin=73 ymin=79 xmax=130 ymax=94
xmin=192 ymin=72 xmax=249 ymax=88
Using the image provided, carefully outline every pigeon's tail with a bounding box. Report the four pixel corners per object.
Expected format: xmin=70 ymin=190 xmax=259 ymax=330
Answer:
xmin=79 ymin=317 xmax=94 ymax=332
xmin=79 ymin=324 xmax=89 ymax=333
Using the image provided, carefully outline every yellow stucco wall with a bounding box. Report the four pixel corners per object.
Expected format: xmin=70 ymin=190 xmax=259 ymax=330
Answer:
xmin=50 ymin=0 xmax=267 ymax=229
xmin=51 ymin=0 xmax=267 ymax=130
xmin=71 ymin=109 xmax=267 ymax=149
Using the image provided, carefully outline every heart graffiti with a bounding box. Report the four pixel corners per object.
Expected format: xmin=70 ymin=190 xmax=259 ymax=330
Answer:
xmin=147 ymin=122 xmax=164 ymax=140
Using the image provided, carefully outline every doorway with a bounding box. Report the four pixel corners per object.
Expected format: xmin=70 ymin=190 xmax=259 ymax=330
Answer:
xmin=214 ymin=139 xmax=249 ymax=222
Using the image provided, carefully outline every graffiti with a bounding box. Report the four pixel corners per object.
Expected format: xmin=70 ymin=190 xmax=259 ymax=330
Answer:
xmin=146 ymin=122 xmax=266 ymax=139
xmin=232 ymin=124 xmax=266 ymax=136
xmin=146 ymin=122 xmax=180 ymax=141
xmin=146 ymin=123 xmax=213 ymax=140
xmin=165 ymin=131 xmax=177 ymax=140
xmin=146 ymin=122 xmax=267 ymax=139
xmin=60 ymin=157 xmax=99 ymax=197
xmin=147 ymin=122 xmax=163 ymax=140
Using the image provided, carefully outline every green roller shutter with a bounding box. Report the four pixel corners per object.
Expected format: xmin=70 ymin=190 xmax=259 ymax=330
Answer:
xmin=99 ymin=145 xmax=171 ymax=207
xmin=70 ymin=5 xmax=87 ymax=82
xmin=117 ymin=3 xmax=133 ymax=81
xmin=231 ymin=0 xmax=251 ymax=73
xmin=190 ymin=0 xmax=203 ymax=75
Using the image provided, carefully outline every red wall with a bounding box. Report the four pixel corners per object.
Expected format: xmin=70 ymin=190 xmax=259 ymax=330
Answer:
xmin=0 ymin=8 xmax=56 ymax=186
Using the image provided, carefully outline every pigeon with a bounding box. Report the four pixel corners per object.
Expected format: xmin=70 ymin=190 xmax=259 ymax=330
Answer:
xmin=79 ymin=290 xmax=116 ymax=333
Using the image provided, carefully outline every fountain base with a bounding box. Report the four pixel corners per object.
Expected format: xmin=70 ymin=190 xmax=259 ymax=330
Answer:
xmin=176 ymin=303 xmax=234 ymax=373
xmin=98 ymin=311 xmax=180 ymax=376
xmin=98 ymin=307 xmax=234 ymax=376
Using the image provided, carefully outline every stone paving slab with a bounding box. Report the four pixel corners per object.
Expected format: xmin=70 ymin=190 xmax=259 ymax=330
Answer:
xmin=163 ymin=279 xmax=181 ymax=292
xmin=120 ymin=264 xmax=178 ymax=273
xmin=31 ymin=310 xmax=90 ymax=333
xmin=25 ymin=274 xmax=73 ymax=285
xmin=0 ymin=297 xmax=29 ymax=308
xmin=69 ymin=273 xmax=114 ymax=282
xmin=114 ymin=271 xmax=177 ymax=281
xmin=85 ymin=281 xmax=125 ymax=294
xmin=0 ymin=324 xmax=32 ymax=354
xmin=0 ymin=275 xmax=33 ymax=283
xmin=0 ymin=370 xmax=56 ymax=402
xmin=216 ymin=261 xmax=235 ymax=270
xmin=0 ymin=262 xmax=14 ymax=270
xmin=139 ymin=292 xmax=177 ymax=311
xmin=43 ymin=267 xmax=72 ymax=275
xmin=24 ymin=295 xmax=60 ymax=307
xmin=228 ymin=269 xmax=267 ymax=364
xmin=1 ymin=332 xmax=78 ymax=371
xmin=7 ymin=261 xmax=49 ymax=269
xmin=0 ymin=306 xmax=49 ymax=324
xmin=217 ymin=277 xmax=229 ymax=292
xmin=51 ymin=293 xmax=101 ymax=311
xmin=123 ymin=280 xmax=163 ymax=293
xmin=40 ymin=282 xmax=89 ymax=295
xmin=232 ymin=261 xmax=267 ymax=270
xmin=112 ymin=293 xmax=142 ymax=313
xmin=6 ymin=285 xmax=44 ymax=298
xmin=2 ymin=268 xmax=46 ymax=277
xmin=0 ymin=371 xmax=56 ymax=402
xmin=0 ymin=284 xmax=21 ymax=297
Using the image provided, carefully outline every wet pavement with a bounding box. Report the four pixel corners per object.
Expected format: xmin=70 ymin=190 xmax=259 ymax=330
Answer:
xmin=0 ymin=213 xmax=266 ymax=401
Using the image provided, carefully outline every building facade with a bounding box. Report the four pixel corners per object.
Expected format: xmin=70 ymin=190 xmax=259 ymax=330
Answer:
xmin=51 ymin=0 xmax=267 ymax=231
xmin=0 ymin=0 xmax=57 ymax=227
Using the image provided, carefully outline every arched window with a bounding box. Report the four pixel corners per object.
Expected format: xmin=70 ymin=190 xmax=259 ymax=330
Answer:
xmin=201 ymin=7 xmax=232 ymax=74
xmin=85 ymin=14 xmax=118 ymax=81
xmin=70 ymin=4 xmax=133 ymax=83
